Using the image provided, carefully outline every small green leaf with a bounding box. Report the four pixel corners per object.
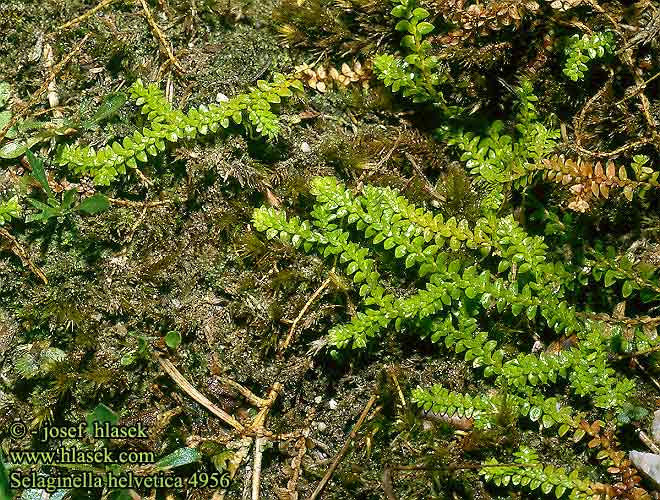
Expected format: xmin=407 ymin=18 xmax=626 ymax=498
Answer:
xmin=0 ymin=140 xmax=28 ymax=160
xmin=405 ymin=254 xmax=416 ymax=269
xmin=604 ymin=270 xmax=617 ymax=287
xmin=26 ymin=150 xmax=52 ymax=196
xmin=416 ymin=22 xmax=434 ymax=35
xmin=78 ymin=194 xmax=110 ymax=215
xmin=412 ymin=7 xmax=430 ymax=19
xmin=92 ymin=92 xmax=127 ymax=124
xmin=154 ymin=447 xmax=201 ymax=471
xmin=526 ymin=305 xmax=537 ymax=320
xmin=391 ymin=5 xmax=407 ymax=17
xmin=529 ymin=406 xmax=542 ymax=422
xmin=622 ymin=280 xmax=634 ymax=298
xmin=395 ymin=20 xmax=410 ymax=32
xmin=573 ymin=428 xmax=586 ymax=442
xmin=542 ymin=414 xmax=554 ymax=428
xmin=87 ymin=403 xmax=118 ymax=436
xmin=165 ymin=330 xmax=182 ymax=350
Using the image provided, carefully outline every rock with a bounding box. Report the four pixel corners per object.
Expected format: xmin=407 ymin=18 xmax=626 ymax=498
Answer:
xmin=301 ymin=142 xmax=311 ymax=154
xmin=630 ymin=451 xmax=660 ymax=488
xmin=329 ymin=399 xmax=337 ymax=410
xmin=653 ymin=410 xmax=660 ymax=444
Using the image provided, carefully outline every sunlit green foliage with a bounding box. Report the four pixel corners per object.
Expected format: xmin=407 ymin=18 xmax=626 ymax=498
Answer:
xmin=373 ymin=0 xmax=446 ymax=104
xmin=563 ymin=32 xmax=615 ymax=81
xmin=0 ymin=195 xmax=20 ymax=225
xmin=441 ymin=80 xmax=560 ymax=210
xmin=480 ymin=447 xmax=596 ymax=499
xmin=254 ymin=177 xmax=645 ymax=410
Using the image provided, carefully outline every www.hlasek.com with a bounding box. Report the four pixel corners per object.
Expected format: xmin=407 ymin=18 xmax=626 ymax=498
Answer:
xmin=8 ymin=447 xmax=155 ymax=465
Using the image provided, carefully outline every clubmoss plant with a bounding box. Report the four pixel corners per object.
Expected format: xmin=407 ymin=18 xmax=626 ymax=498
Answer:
xmin=55 ymin=74 xmax=303 ymax=186
xmin=253 ymin=175 xmax=655 ymax=497
xmin=373 ymin=0 xmax=447 ymax=104
xmin=563 ymin=31 xmax=614 ymax=81
xmin=254 ymin=176 xmax=646 ymax=397
xmin=441 ymin=80 xmax=560 ymax=210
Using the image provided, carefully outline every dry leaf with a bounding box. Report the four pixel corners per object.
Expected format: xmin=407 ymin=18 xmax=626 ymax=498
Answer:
xmin=624 ymin=185 xmax=634 ymax=201
xmin=606 ymin=161 xmax=616 ymax=179
xmin=600 ymin=183 xmax=609 ymax=199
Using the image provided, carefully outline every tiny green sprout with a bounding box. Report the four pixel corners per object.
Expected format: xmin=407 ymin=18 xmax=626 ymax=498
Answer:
xmin=0 ymin=195 xmax=21 ymax=225
xmin=165 ymin=330 xmax=182 ymax=350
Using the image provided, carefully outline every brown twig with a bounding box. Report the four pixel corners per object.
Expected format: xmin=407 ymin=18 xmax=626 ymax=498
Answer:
xmin=307 ymin=393 xmax=378 ymax=500
xmin=156 ymin=356 xmax=245 ymax=432
xmin=0 ymin=227 xmax=48 ymax=284
xmin=615 ymin=70 xmax=660 ymax=105
xmin=279 ymin=271 xmax=334 ymax=354
xmin=250 ymin=383 xmax=282 ymax=500
xmin=57 ymin=0 xmax=118 ymax=31
xmin=137 ymin=0 xmax=185 ymax=75
xmin=0 ymin=34 xmax=90 ymax=144
xmin=286 ymin=426 xmax=312 ymax=495
xmin=405 ymin=152 xmax=445 ymax=203
xmin=637 ymin=429 xmax=660 ymax=454
xmin=616 ymin=344 xmax=660 ymax=361
xmin=382 ymin=467 xmax=398 ymax=500
xmin=108 ymin=197 xmax=182 ymax=208
xmin=219 ymin=376 xmax=268 ymax=407
xmin=252 ymin=436 xmax=266 ymax=500
xmin=43 ymin=44 xmax=63 ymax=119
xmin=632 ymin=358 xmax=660 ymax=393
xmin=573 ymin=137 xmax=654 ymax=159
xmin=573 ymin=71 xmax=613 ymax=149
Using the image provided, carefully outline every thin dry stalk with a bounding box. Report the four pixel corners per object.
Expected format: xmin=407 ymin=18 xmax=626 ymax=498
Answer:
xmin=307 ymin=393 xmax=378 ymax=500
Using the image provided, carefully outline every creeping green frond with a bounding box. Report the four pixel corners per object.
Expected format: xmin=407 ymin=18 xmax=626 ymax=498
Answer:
xmin=413 ymin=386 xmax=586 ymax=437
xmin=480 ymin=446 xmax=596 ymax=499
xmin=56 ymin=75 xmax=303 ymax=186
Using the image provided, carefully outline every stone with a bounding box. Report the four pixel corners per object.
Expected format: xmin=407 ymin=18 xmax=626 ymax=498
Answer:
xmin=630 ymin=451 xmax=660 ymax=488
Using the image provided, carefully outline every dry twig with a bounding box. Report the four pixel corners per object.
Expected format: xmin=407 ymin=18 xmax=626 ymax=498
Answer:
xmin=279 ymin=271 xmax=334 ymax=354
xmin=307 ymin=393 xmax=378 ymax=500
xmin=137 ymin=0 xmax=185 ymax=75
xmin=0 ymin=228 xmax=48 ymax=284
xmin=157 ymin=356 xmax=245 ymax=432
xmin=57 ymin=0 xmax=118 ymax=31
